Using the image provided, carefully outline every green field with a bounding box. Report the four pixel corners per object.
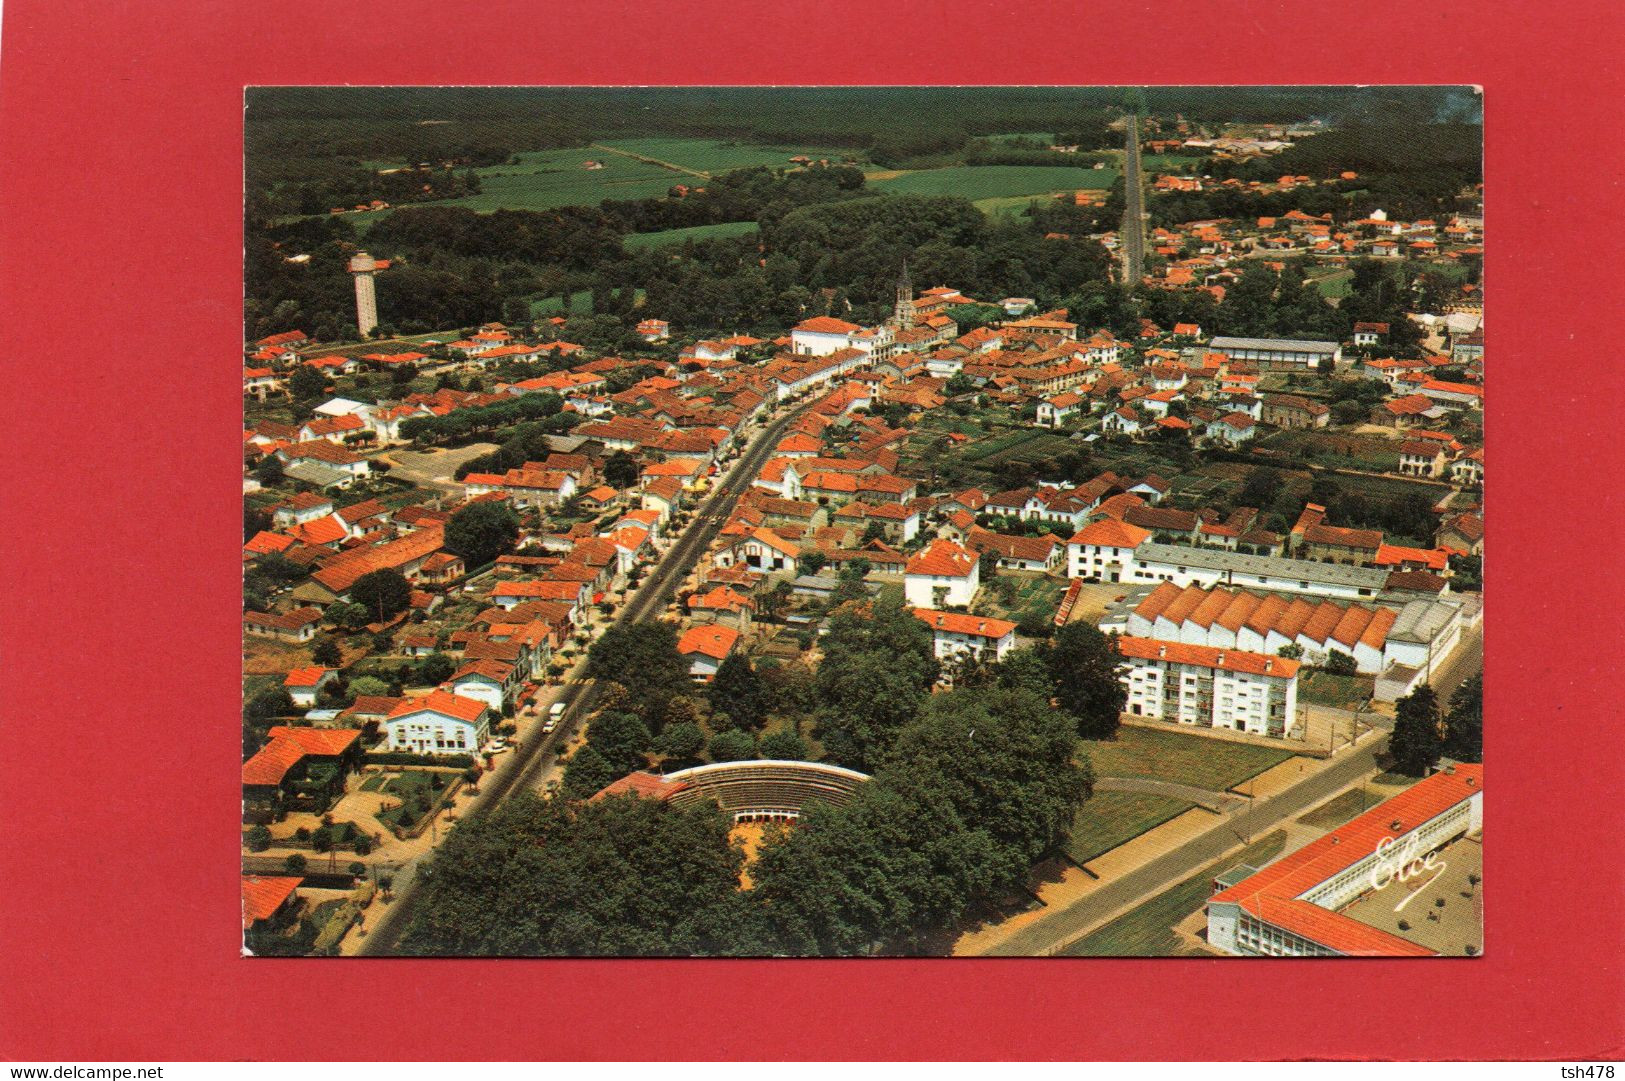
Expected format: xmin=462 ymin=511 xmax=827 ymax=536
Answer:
xmin=310 ymin=139 xmax=865 ymax=231
xmin=1064 ymin=791 xmax=1195 ymax=865
xmin=872 ymin=164 xmax=1120 ymax=201
xmin=622 ymin=220 xmax=761 ymax=249
xmin=595 ymin=137 xmax=860 ymax=175
xmin=1083 ymin=726 xmax=1294 ymax=792
xmin=1062 ymin=831 xmax=1288 ymax=956
xmin=1311 ymin=269 xmax=1354 ymax=298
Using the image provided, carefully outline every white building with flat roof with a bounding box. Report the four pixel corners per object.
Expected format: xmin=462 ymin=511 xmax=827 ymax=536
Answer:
xmin=1207 ymin=764 xmax=1483 ymax=956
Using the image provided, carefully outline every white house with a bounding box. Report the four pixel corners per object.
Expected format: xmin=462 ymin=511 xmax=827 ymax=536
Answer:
xmin=678 ymin=625 xmax=740 ymax=681
xmin=1207 ymin=412 xmax=1257 ymax=447
xmin=912 ymin=608 xmax=1017 ymax=663
xmin=903 ymin=539 xmax=980 ymax=609
xmin=282 ymin=667 xmax=337 ymax=709
xmin=1067 ymin=518 xmax=1153 ymax=581
xmin=790 ymin=316 xmax=865 ymax=357
xmin=384 ymin=690 xmax=492 ymax=755
xmin=447 ymin=660 xmax=519 ymax=714
xmin=1036 ymin=391 xmax=1085 ymax=428
xmin=712 ymin=527 xmax=799 ymax=574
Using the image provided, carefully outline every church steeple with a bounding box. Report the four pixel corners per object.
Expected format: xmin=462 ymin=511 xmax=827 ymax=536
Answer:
xmin=893 ymin=259 xmax=916 ymax=330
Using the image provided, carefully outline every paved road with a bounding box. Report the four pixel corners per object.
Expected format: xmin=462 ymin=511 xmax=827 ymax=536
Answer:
xmin=357 ymin=401 xmax=808 ymax=955
xmin=1429 ymin=619 xmax=1483 ymax=699
xmin=984 ymin=733 xmax=1389 ymax=956
xmin=1120 ymin=113 xmax=1146 ymax=286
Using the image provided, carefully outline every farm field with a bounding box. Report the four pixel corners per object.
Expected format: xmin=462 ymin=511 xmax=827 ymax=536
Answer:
xmin=622 ymin=220 xmax=760 ymax=249
xmin=871 ymin=164 xmax=1120 ymax=201
xmin=1061 ymin=830 xmax=1288 ymax=956
xmin=594 ymin=137 xmax=861 ymax=175
xmin=1064 ymin=791 xmax=1195 ymax=865
xmin=1083 ymin=726 xmax=1295 ymax=792
xmin=303 ymin=139 xmax=866 ymax=231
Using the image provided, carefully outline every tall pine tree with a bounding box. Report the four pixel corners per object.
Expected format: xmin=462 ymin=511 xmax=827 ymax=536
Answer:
xmin=1390 ymin=685 xmax=1443 ymax=777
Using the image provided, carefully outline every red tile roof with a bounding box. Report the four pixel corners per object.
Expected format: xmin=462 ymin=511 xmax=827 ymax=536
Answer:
xmin=241 ymin=737 xmax=309 ymax=787
xmin=282 ymin=667 xmax=331 ymax=688
xmin=678 ymin=625 xmax=740 ymax=660
xmin=242 ymin=876 xmax=302 ymax=928
xmin=912 ymin=608 xmax=1017 ymax=639
xmin=387 ymin=690 xmax=488 ymax=724
xmin=265 ymin=725 xmax=361 ymax=757
xmin=1069 ymin=518 xmax=1152 ymax=548
xmin=1117 ymin=636 xmax=1299 ymax=678
xmin=905 ymin=539 xmax=977 ymax=578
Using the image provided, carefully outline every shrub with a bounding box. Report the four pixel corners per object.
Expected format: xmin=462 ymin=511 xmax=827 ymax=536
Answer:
xmin=352 ymin=835 xmax=373 ymax=856
xmin=348 ymin=862 xmax=366 ymax=878
xmin=245 ymin=825 xmax=272 ymax=852
xmin=284 ymin=853 xmax=308 ymax=875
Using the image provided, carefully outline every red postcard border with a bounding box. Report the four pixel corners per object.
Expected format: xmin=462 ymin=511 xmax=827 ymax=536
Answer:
xmin=2 ymin=0 xmax=1622 ymax=1063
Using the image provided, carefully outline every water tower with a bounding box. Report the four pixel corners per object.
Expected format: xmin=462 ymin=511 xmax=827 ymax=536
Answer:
xmin=348 ymin=251 xmax=380 ymax=337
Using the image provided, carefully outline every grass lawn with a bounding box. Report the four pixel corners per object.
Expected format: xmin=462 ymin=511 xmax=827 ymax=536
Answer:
xmin=622 ymin=220 xmax=760 ymax=249
xmin=1062 ymin=830 xmax=1288 ymax=956
xmin=1299 ymin=670 xmax=1376 ymax=708
xmin=871 ymin=164 xmax=1119 ymax=200
xmin=1064 ymin=791 xmax=1195 ymax=865
xmin=1082 ymin=726 xmax=1293 ymax=792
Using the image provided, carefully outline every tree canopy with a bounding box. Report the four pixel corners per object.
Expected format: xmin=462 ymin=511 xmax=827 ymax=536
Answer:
xmin=350 ymin=569 xmax=412 ymax=624
xmin=585 ymin=621 xmax=691 ymax=729
xmin=1043 ymin=623 xmax=1127 ymax=739
xmin=813 ymin=595 xmax=939 ymax=771
xmin=444 ymin=501 xmax=520 ymax=569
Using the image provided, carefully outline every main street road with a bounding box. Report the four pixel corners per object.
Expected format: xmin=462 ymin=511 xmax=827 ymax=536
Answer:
xmin=357 ymin=397 xmax=810 ymax=955
xmin=983 ymin=733 xmax=1391 ymax=956
xmin=1120 ymin=113 xmax=1146 ymax=286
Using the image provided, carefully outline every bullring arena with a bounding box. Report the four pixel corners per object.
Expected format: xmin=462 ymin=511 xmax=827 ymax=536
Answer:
xmin=594 ymin=759 xmax=871 ymax=822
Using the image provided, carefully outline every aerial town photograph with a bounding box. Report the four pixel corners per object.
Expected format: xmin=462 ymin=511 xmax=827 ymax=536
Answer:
xmin=240 ymin=86 xmax=1484 ymax=958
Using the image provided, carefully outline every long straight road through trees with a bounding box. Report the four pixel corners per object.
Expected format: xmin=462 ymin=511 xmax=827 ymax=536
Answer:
xmin=357 ymin=397 xmax=812 ymax=955
xmin=1120 ymin=113 xmax=1146 ymax=285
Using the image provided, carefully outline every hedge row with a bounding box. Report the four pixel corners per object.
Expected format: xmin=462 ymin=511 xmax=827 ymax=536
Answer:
xmin=363 ymin=751 xmax=475 ymax=768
